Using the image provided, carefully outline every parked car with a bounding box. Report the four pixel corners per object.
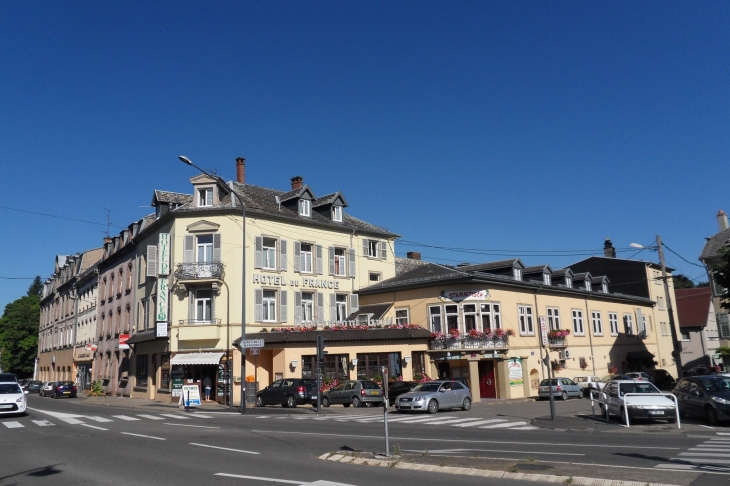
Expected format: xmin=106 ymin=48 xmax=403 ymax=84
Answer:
xmin=25 ymin=381 xmax=43 ymax=393
xmin=255 ymin=378 xmax=318 ymax=408
xmin=385 ymin=380 xmax=418 ymax=406
xmin=322 ymin=380 xmax=384 ymax=408
xmin=601 ymin=374 xmax=632 ymax=383
xmin=672 ymin=375 xmax=730 ymax=425
xmin=625 ymin=372 xmax=653 ymax=382
xmin=645 ymin=369 xmax=676 ymax=390
xmin=395 ymin=380 xmax=472 ymax=413
xmin=600 ymin=380 xmax=676 ymax=424
xmin=39 ymin=381 xmax=57 ymax=397
xmin=0 ymin=373 xmax=18 ymax=383
xmin=685 ymin=366 xmax=717 ymax=377
xmin=573 ymin=375 xmax=605 ymax=394
xmin=0 ymin=381 xmax=28 ymax=416
xmin=50 ymin=381 xmax=77 ymax=399
xmin=538 ymin=378 xmax=583 ymax=400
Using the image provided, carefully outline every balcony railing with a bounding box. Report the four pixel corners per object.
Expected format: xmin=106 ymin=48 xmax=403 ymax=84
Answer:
xmin=430 ymin=336 xmax=510 ymax=351
xmin=174 ymin=262 xmax=225 ymax=280
xmin=548 ymin=337 xmax=568 ymax=347
xmin=178 ymin=319 xmax=223 ymax=326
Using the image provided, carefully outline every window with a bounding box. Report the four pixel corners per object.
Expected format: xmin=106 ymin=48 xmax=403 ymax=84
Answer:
xmin=681 ymin=331 xmax=691 ymax=342
xmin=127 ymin=263 xmax=133 ymax=290
xmin=197 ymin=235 xmax=213 ymax=263
xmin=657 ymin=296 xmax=666 ymax=311
xmin=138 ymin=299 xmax=149 ymax=330
xmin=565 ymin=277 xmax=572 ymax=288
xmin=262 ymin=290 xmax=276 ymax=322
xmin=101 ymin=278 xmax=107 ymax=300
xmin=298 ymin=199 xmax=311 ymax=217
xmin=543 ymin=273 xmax=551 ymax=285
xmin=609 ymin=312 xmax=619 ymax=336
xmin=518 ymin=305 xmax=534 ymax=335
xmin=623 ymin=313 xmax=635 ymax=335
xmin=300 ymin=244 xmax=313 ymax=273
xmin=198 ymin=188 xmax=213 ymax=207
xmin=584 ymin=280 xmax=591 ymax=291
xmin=357 ymin=352 xmax=402 ymax=380
xmin=546 ymin=307 xmax=561 ymax=331
xmin=412 ymin=351 xmax=427 ymax=377
xmin=138 ymin=253 xmax=146 ymax=284
xmin=262 ymin=238 xmax=277 ymax=270
xmin=301 ymin=292 xmax=314 ymax=322
xmin=136 ymin=355 xmax=148 ymax=387
xmin=118 ymin=269 xmax=123 ymax=294
xmin=369 ymin=272 xmax=381 ymax=282
xmin=332 ymin=205 xmax=342 ymax=222
xmin=591 ymin=311 xmax=603 ymax=336
xmin=334 ymin=248 xmax=346 ymax=276
xmin=445 ymin=305 xmax=459 ymax=332
xmin=302 ymin=354 xmax=349 ymax=381
xmin=429 ymin=306 xmax=442 ymax=333
xmin=368 ymin=240 xmax=379 ymax=258
xmin=395 ymin=308 xmax=409 ymax=325
xmin=336 ymin=294 xmax=347 ymax=321
xmin=195 ymin=289 xmax=212 ymax=322
xmin=480 ymin=303 xmax=501 ymax=330
xmin=660 ymin=321 xmax=669 ymax=336
xmin=463 ymin=304 xmax=477 ymax=332
xmin=513 ymin=268 xmax=522 ymax=281
xmin=572 ymin=310 xmax=585 ymax=335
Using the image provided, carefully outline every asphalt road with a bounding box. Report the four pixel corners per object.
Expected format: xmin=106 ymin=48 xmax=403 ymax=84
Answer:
xmin=1 ymin=394 xmax=727 ymax=485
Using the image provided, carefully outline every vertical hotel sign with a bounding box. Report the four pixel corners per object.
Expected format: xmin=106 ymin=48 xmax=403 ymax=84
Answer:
xmin=157 ymin=233 xmax=170 ymax=337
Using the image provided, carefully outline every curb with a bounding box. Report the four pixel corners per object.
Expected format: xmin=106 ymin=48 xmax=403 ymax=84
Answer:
xmin=318 ymin=453 xmax=681 ymax=486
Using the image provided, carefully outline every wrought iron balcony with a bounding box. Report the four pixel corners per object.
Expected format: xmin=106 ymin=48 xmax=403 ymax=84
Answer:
xmin=430 ymin=336 xmax=510 ymax=351
xmin=178 ymin=318 xmax=223 ymax=326
xmin=548 ymin=337 xmax=568 ymax=347
xmin=174 ymin=262 xmax=225 ymax=281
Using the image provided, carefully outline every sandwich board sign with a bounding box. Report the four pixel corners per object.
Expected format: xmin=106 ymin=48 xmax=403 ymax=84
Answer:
xmin=178 ymin=385 xmax=201 ymax=409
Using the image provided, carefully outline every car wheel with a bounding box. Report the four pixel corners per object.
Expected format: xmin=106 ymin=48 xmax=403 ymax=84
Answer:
xmin=578 ymin=389 xmax=585 ymax=399
xmin=561 ymin=392 xmax=568 ymax=401
xmin=706 ymin=406 xmax=719 ymax=425
xmin=427 ymin=399 xmax=439 ymax=414
xmin=255 ymin=395 xmax=263 ymax=408
xmin=343 ymin=403 xmax=350 ymax=408
xmin=352 ymin=397 xmax=362 ymax=408
xmin=667 ymin=418 xmax=676 ymax=424
xmin=286 ymin=395 xmax=297 ymax=408
xmin=53 ymin=392 xmax=58 ymax=399
xmin=322 ymin=397 xmax=330 ymax=408
xmin=461 ymin=397 xmax=472 ymax=411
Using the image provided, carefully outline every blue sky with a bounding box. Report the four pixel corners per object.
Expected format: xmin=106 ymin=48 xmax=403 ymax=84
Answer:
xmin=1 ymin=2 xmax=728 ymax=310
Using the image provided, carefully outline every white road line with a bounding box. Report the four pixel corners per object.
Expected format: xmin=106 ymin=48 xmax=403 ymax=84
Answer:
xmin=159 ymin=414 xmax=190 ymax=420
xmin=353 ymin=417 xmax=385 ymax=422
xmin=480 ymin=421 xmax=529 ymax=429
xmin=121 ymin=432 xmax=166 ymax=440
xmin=673 ymin=458 xmax=730 ymax=464
xmin=256 ymin=415 xmax=272 ymax=419
xmin=691 ymin=446 xmax=730 ymax=450
xmin=86 ymin=416 xmax=113 ymax=423
xmin=58 ymin=417 xmax=84 ymax=424
xmin=164 ymin=423 xmax=219 ymax=429
xmin=387 ymin=416 xmax=456 ymax=424
xmin=718 ymin=433 xmax=730 ymax=436
xmin=112 ymin=415 xmax=141 ymax=421
xmin=80 ymin=424 xmax=108 ymax=431
xmin=215 ymin=473 xmax=301 ymax=483
xmin=137 ymin=414 xmax=165 ymax=420
xmin=31 ymin=420 xmax=54 ymax=426
xmin=376 ymin=416 xmax=423 ymax=422
xmin=2 ymin=421 xmax=23 ymax=428
xmin=193 ymin=415 xmax=213 ymax=419
xmin=680 ymin=452 xmax=730 ymax=458
xmin=191 ymin=443 xmax=259 ymax=454
xmin=443 ymin=419 xmax=505 ymax=426
xmin=511 ymin=426 xmax=539 ymax=430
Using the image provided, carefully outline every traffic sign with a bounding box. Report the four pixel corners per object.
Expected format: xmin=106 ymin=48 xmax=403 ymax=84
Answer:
xmin=239 ymin=339 xmax=264 ymax=349
xmin=249 ymin=348 xmax=260 ymax=356
xmin=539 ymin=317 xmax=548 ymax=347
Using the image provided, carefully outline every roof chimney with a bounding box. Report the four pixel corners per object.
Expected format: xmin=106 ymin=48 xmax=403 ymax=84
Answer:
xmin=718 ymin=210 xmax=729 ymax=232
xmin=291 ymin=176 xmax=303 ymax=190
xmin=236 ymin=157 xmax=245 ymax=184
xmin=603 ymin=238 xmax=616 ymax=258
xmin=406 ymin=251 xmax=421 ymax=260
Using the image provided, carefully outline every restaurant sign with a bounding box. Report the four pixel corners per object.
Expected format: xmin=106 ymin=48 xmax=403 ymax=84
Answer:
xmin=157 ymin=276 xmax=168 ymax=327
xmin=157 ymin=233 xmax=170 ymax=276
xmin=439 ymin=289 xmax=490 ymax=302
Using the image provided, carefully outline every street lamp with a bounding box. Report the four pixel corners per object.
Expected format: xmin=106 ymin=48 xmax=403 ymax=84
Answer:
xmin=629 ymin=238 xmax=683 ymax=379
xmin=178 ymin=155 xmax=248 ymax=414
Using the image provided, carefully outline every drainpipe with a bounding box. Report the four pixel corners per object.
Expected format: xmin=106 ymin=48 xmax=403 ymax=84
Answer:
xmin=584 ymin=298 xmax=597 ymax=376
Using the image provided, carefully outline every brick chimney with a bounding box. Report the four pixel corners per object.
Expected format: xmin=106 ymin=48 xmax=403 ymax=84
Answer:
xmin=406 ymin=251 xmax=421 ymax=260
xmin=291 ymin=176 xmax=303 ymax=190
xmin=236 ymin=157 xmax=245 ymax=184
xmin=718 ymin=210 xmax=729 ymax=232
xmin=603 ymin=238 xmax=616 ymax=258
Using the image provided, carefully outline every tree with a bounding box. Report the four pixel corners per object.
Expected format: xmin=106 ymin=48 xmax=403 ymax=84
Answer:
xmin=0 ymin=293 xmax=39 ymax=376
xmin=26 ymin=276 xmax=42 ymax=297
xmin=672 ymin=274 xmax=696 ymax=289
xmin=710 ymin=246 xmax=730 ymax=311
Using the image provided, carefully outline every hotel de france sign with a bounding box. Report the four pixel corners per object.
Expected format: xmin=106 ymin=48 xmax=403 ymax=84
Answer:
xmin=252 ymin=273 xmax=343 ymax=290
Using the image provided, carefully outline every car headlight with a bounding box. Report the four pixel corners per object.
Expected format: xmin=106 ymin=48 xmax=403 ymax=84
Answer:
xmin=412 ymin=396 xmax=427 ymax=401
xmin=712 ymin=396 xmax=730 ymax=405
xmin=16 ymin=396 xmax=26 ymax=403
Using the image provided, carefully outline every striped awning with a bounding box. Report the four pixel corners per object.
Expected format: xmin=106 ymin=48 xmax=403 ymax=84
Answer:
xmin=170 ymin=352 xmax=224 ymax=365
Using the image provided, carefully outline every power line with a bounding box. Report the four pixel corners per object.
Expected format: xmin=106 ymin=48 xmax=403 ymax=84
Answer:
xmin=398 ymin=239 xmax=639 ymax=257
xmin=0 ymin=276 xmax=37 ymax=280
xmin=662 ymin=243 xmax=705 ymax=268
xmin=0 ymin=205 xmax=125 ymax=229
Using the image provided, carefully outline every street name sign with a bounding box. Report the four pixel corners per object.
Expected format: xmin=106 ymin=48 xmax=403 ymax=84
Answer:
xmin=239 ymin=339 xmax=264 ymax=349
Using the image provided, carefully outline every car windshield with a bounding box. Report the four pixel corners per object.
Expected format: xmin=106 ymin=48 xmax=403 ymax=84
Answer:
xmin=574 ymin=377 xmax=588 ymax=383
xmin=0 ymin=384 xmax=22 ymax=394
xmin=361 ymin=381 xmax=379 ymax=390
xmin=412 ymin=382 xmax=441 ymax=392
xmin=698 ymin=377 xmax=730 ymax=392
xmin=539 ymin=379 xmax=560 ymax=386
xmin=619 ymin=382 xmax=661 ymax=394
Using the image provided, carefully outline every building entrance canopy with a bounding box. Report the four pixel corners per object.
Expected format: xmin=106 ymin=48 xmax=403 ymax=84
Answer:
xmin=170 ymin=352 xmax=224 ymax=366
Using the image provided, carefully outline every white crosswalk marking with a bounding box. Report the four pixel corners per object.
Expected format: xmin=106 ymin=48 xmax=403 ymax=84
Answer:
xmin=112 ymin=415 xmax=141 ymax=421
xmin=58 ymin=417 xmax=84 ymax=424
xmin=31 ymin=420 xmax=54 ymax=426
xmin=428 ymin=418 xmax=494 ymax=426
xmin=86 ymin=416 xmax=113 ymax=423
xmin=451 ymin=419 xmax=506 ymax=427
xmin=250 ymin=413 xmax=535 ymax=430
xmin=137 ymin=414 xmax=165 ymax=420
xmin=159 ymin=414 xmax=190 ymax=420
xmin=480 ymin=421 xmax=528 ymax=429
xmin=655 ymin=436 xmax=730 ymax=473
xmin=2 ymin=421 xmax=23 ymax=428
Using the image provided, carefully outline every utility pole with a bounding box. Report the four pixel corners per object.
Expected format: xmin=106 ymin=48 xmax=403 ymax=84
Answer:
xmin=656 ymin=235 xmax=683 ymax=379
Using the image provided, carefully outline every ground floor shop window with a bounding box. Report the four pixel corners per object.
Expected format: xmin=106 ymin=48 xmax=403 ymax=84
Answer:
xmin=357 ymin=352 xmax=402 ymax=380
xmin=136 ymin=355 xmax=148 ymax=387
xmin=412 ymin=351 xmax=427 ymax=378
xmin=302 ymin=354 xmax=349 ymax=381
xmin=160 ymin=354 xmax=171 ymax=390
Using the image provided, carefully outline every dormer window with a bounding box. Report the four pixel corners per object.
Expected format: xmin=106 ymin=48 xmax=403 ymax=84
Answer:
xmin=543 ymin=274 xmax=551 ymax=285
xmin=585 ymin=280 xmax=591 ymax=291
xmin=565 ymin=277 xmax=572 ymax=288
xmin=299 ymin=199 xmax=311 ymax=217
xmin=513 ymin=268 xmax=522 ymax=281
xmin=332 ymin=205 xmax=342 ymax=222
xmin=198 ymin=188 xmax=213 ymax=207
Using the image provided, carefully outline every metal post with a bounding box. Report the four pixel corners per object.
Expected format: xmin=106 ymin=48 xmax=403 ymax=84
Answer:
xmin=382 ymin=367 xmax=389 ymax=457
xmin=656 ymin=235 xmax=683 ymax=380
xmin=240 ymin=201 xmax=246 ymax=414
xmin=546 ymin=351 xmax=556 ymax=420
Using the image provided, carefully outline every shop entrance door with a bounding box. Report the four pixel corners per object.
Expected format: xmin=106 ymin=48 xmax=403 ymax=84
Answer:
xmin=437 ymin=362 xmax=450 ymax=380
xmin=478 ymin=361 xmax=496 ymax=399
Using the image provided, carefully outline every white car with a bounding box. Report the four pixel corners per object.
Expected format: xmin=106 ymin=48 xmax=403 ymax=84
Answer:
xmin=0 ymin=381 xmax=28 ymax=416
xmin=600 ymin=380 xmax=677 ymax=424
xmin=573 ymin=375 xmax=605 ymax=393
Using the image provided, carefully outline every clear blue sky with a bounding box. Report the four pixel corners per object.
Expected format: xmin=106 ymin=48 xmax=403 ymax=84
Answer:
xmin=1 ymin=2 xmax=728 ymax=310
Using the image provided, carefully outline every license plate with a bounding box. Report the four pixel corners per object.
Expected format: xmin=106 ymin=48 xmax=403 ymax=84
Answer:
xmin=0 ymin=405 xmax=12 ymax=409
xmin=370 ymin=391 xmax=379 ymax=395
xmin=540 ymin=387 xmax=549 ymax=391
xmin=649 ymin=410 xmax=664 ymax=415
xmin=311 ymin=396 xmax=317 ymax=400
xmin=63 ymin=392 xmax=71 ymax=394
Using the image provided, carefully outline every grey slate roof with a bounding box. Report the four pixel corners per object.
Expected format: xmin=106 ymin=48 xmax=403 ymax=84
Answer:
xmin=395 ymin=257 xmax=429 ymax=276
xmin=552 ymin=268 xmax=573 ymax=277
xmin=277 ymin=185 xmax=313 ymax=203
xmin=313 ymin=192 xmax=348 ymax=208
xmin=153 ymin=190 xmax=193 ymax=206
xmin=345 ymin=303 xmax=392 ymax=321
xmin=523 ymin=264 xmax=553 ymax=274
xmin=233 ymin=327 xmax=431 ymax=347
xmin=700 ymin=227 xmax=730 ymax=262
xmin=454 ymin=259 xmax=524 ymax=272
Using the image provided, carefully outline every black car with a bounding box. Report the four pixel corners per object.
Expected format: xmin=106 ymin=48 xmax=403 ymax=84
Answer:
xmin=645 ymin=369 xmax=676 ymax=390
xmin=255 ymin=378 xmax=318 ymax=408
xmin=51 ymin=381 xmax=77 ymax=399
xmin=673 ymin=375 xmax=730 ymax=425
xmin=26 ymin=381 xmax=43 ymax=393
xmin=0 ymin=373 xmax=18 ymax=383
xmin=385 ymin=381 xmax=417 ymax=406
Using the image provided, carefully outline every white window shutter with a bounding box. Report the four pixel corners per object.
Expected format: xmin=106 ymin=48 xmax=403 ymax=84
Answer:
xmin=294 ymin=291 xmax=302 ymax=325
xmin=362 ymin=239 xmax=368 ymax=257
xmin=348 ymin=248 xmax=356 ymax=278
xmin=316 ymin=245 xmax=323 ymax=275
xmin=294 ymin=242 xmax=301 ymax=273
xmin=349 ymin=294 xmax=359 ymax=313
xmin=254 ymin=289 xmax=263 ymax=322
xmin=254 ymin=236 xmax=263 ymax=269
xmin=213 ymin=234 xmax=221 ymax=262
xmin=317 ymin=292 xmax=324 ymax=323
xmin=184 ymin=236 xmax=195 ymax=263
xmin=380 ymin=240 xmax=387 ymax=260
xmin=328 ymin=247 xmax=335 ymax=275
xmin=146 ymin=245 xmax=158 ymax=278
xmin=279 ymin=240 xmax=287 ymax=272
xmin=330 ymin=293 xmax=337 ymax=322
xmin=188 ymin=289 xmax=194 ymax=322
xmin=279 ymin=290 xmax=287 ymax=323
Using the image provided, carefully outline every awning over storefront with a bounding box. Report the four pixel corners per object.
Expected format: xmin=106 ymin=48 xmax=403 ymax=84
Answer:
xmin=626 ymin=351 xmax=655 ymax=360
xmin=170 ymin=352 xmax=224 ymax=365
xmin=127 ymin=330 xmax=165 ymax=345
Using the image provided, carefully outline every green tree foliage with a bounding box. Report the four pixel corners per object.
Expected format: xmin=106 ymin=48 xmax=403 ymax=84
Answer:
xmin=672 ymin=274 xmax=696 ymax=289
xmin=26 ymin=276 xmax=43 ymax=297
xmin=711 ymin=246 xmax=730 ymax=311
xmin=0 ymin=281 xmax=40 ymax=376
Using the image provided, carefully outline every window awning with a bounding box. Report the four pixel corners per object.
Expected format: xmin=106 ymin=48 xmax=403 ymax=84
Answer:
xmin=170 ymin=352 xmax=224 ymax=366
xmin=626 ymin=351 xmax=655 ymax=360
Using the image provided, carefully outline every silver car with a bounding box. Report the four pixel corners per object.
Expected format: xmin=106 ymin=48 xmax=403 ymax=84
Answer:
xmin=538 ymin=378 xmax=583 ymax=400
xmin=395 ymin=380 xmax=472 ymax=414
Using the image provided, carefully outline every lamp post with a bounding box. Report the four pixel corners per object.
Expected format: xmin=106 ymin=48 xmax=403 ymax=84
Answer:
xmin=179 ymin=156 xmax=248 ymax=414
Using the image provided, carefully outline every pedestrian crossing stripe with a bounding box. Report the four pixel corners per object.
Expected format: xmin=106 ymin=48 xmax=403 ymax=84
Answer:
xmin=246 ymin=414 xmax=537 ymax=430
xmin=112 ymin=415 xmax=140 ymax=421
xmin=3 ymin=421 xmax=23 ymax=428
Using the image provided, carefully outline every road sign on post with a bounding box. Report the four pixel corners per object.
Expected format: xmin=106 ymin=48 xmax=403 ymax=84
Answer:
xmin=540 ymin=316 xmax=548 ymax=347
xmin=239 ymin=339 xmax=264 ymax=349
xmin=316 ymin=334 xmax=327 ymax=413
xmin=382 ymin=366 xmax=390 ymax=457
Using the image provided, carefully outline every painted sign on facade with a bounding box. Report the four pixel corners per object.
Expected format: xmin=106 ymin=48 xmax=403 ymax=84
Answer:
xmin=439 ymin=289 xmax=490 ymax=302
xmin=157 ymin=277 xmax=168 ymax=325
xmin=118 ymin=334 xmax=130 ymax=350
xmin=508 ymin=358 xmax=523 ymax=386
xmin=636 ymin=308 xmax=647 ymax=339
xmin=157 ymin=233 xmax=170 ymax=276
